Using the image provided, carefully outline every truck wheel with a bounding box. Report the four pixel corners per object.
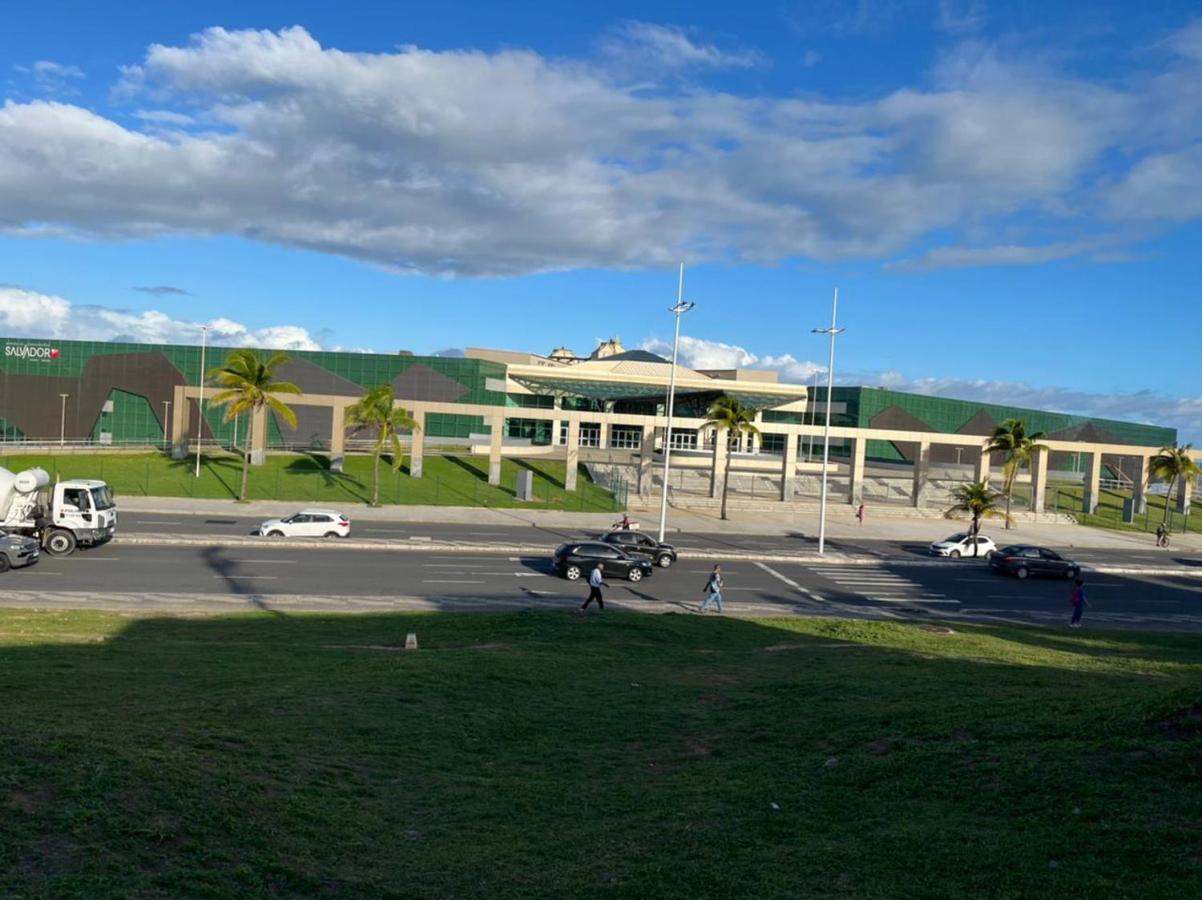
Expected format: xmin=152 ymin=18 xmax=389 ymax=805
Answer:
xmin=46 ymin=530 xmax=77 ymax=557
xmin=0 ymin=556 xmax=10 ymax=573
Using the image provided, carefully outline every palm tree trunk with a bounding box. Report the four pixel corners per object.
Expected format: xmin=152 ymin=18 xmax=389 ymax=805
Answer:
xmin=721 ymin=432 xmax=734 ymax=520
xmin=372 ymin=452 xmax=381 ymax=507
xmin=239 ymin=450 xmax=250 ymax=502
xmin=972 ymin=513 xmax=980 ymax=556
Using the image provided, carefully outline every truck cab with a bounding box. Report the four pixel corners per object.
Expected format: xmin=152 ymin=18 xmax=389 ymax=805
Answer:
xmin=48 ymin=479 xmax=118 ymax=555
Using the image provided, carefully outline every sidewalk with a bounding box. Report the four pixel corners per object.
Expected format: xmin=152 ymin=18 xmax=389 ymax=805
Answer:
xmin=115 ymin=495 xmax=1202 ymax=552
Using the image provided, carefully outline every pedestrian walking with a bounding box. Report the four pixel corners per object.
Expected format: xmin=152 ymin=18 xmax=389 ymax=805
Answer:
xmin=1156 ymin=523 xmax=1169 ymax=548
xmin=580 ymin=562 xmax=606 ymax=612
xmin=700 ymin=564 xmax=724 ymax=614
xmin=856 ymin=503 xmax=865 ymax=526
xmin=1069 ymin=578 xmax=1088 ymax=628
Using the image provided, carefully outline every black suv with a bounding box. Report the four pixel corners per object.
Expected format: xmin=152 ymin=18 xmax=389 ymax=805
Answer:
xmin=599 ymin=530 xmax=677 ymax=568
xmin=989 ymin=545 xmax=1080 ymax=580
xmin=552 ymin=541 xmax=655 ymax=583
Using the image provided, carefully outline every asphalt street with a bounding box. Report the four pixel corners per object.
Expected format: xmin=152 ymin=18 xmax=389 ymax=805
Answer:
xmin=5 ymin=541 xmax=1202 ymax=630
xmin=118 ymin=511 xmax=1199 ymax=570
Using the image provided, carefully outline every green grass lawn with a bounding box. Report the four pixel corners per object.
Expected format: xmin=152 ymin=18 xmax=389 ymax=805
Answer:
xmin=0 ymin=451 xmax=622 ymax=511
xmin=2 ymin=610 xmax=1200 ymax=897
xmin=1043 ymin=482 xmax=1198 ymax=535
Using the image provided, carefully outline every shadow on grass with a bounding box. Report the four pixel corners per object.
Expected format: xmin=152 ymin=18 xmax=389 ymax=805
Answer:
xmin=2 ymin=610 xmax=1201 ymax=897
xmin=514 ymin=458 xmax=563 ymax=490
xmin=285 ymin=452 xmax=370 ymax=503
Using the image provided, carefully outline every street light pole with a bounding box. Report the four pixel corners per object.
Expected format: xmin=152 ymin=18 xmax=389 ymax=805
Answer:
xmin=657 ymin=263 xmax=695 ymax=543
xmin=812 ymin=289 xmax=845 ymax=556
xmin=59 ymin=394 xmax=69 ymax=446
xmin=162 ymin=400 xmax=171 ymax=446
xmin=195 ymin=324 xmax=208 ymax=478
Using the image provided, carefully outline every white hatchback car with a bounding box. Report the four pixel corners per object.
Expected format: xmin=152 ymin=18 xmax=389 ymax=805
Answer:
xmin=259 ymin=509 xmax=350 ymax=538
xmin=929 ymin=532 xmax=996 ymax=558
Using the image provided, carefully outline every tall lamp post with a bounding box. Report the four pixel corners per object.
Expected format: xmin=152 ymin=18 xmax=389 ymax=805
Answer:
xmin=195 ymin=324 xmax=209 ymax=478
xmin=812 ymin=288 xmax=845 ymax=556
xmin=657 ymin=263 xmax=695 ymax=543
xmin=59 ymin=393 xmax=69 ymax=446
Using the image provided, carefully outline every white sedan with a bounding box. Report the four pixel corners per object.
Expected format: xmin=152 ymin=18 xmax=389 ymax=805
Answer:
xmin=259 ymin=509 xmax=350 ymax=538
xmin=929 ymin=533 xmax=996 ymax=558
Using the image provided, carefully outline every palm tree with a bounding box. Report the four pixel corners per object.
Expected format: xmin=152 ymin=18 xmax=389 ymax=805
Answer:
xmin=983 ymin=418 xmax=1047 ymax=529
xmin=1147 ymin=443 xmax=1200 ymax=531
xmin=208 ymin=349 xmax=301 ymax=501
xmin=702 ymin=395 xmax=760 ymax=520
xmin=947 ymin=480 xmax=1008 ymax=555
xmin=345 ymin=384 xmax=419 ymax=507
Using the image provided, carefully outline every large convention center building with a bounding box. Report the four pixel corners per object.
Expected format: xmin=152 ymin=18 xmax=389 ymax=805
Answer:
xmin=0 ymin=334 xmax=1184 ymax=514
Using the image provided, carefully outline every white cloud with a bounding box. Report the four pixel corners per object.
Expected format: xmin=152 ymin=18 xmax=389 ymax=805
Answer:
xmin=641 ymin=334 xmax=1201 ymax=442
xmin=888 ymin=240 xmax=1092 ymax=270
xmin=0 ymin=286 xmax=324 ymax=350
xmin=0 ymin=23 xmax=1199 ymax=275
xmin=641 ymin=335 xmax=825 ymax=382
xmin=601 ymin=21 xmax=764 ymax=73
xmin=13 ymin=60 xmax=85 ymax=95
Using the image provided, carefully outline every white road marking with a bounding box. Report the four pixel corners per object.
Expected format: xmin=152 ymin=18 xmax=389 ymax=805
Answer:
xmin=754 ymin=562 xmax=824 ymax=601
xmin=866 ymin=597 xmax=960 ymax=604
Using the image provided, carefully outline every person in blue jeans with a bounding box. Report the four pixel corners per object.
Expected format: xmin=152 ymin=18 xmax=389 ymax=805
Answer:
xmin=700 ymin=565 xmax=724 ymax=614
xmin=1069 ymin=578 xmax=1088 ymax=628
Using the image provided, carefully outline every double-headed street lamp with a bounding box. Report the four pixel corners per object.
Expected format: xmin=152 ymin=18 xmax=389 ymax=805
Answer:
xmin=657 ymin=263 xmax=695 ymax=543
xmin=812 ymin=288 xmax=845 ymax=556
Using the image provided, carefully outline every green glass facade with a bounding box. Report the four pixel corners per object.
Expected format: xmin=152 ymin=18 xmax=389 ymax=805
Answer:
xmin=0 ymin=336 xmax=504 ymax=446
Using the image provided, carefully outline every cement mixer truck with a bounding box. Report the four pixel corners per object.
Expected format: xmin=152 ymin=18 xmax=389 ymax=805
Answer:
xmin=0 ymin=466 xmax=118 ymax=557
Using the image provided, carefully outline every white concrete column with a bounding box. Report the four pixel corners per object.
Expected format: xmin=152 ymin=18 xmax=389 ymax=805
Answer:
xmin=1130 ymin=455 xmax=1147 ymax=515
xmin=1082 ymin=451 xmax=1102 ymax=514
xmin=249 ymin=405 xmax=268 ymax=465
xmin=780 ymin=433 xmax=798 ymax=501
xmin=848 ymin=436 xmax=867 ymax=505
xmin=329 ymin=402 xmax=348 ymax=473
xmin=1030 ymin=446 xmax=1049 ymax=516
xmin=911 ymin=440 xmax=931 ymax=507
xmin=1178 ymin=478 xmax=1193 ymax=516
xmin=975 ymin=448 xmax=991 ymax=487
xmin=709 ymin=428 xmax=728 ymax=499
xmin=488 ymin=415 xmax=504 ymax=486
xmin=598 ymin=421 xmax=610 ymax=450
xmin=409 ymin=407 xmax=426 ymax=479
xmin=564 ymin=419 xmax=580 ymax=492
xmin=170 ymin=385 xmax=189 ymax=458
xmin=637 ymin=424 xmax=656 ymax=495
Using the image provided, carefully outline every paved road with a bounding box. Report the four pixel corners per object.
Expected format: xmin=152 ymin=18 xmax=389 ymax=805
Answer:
xmin=5 ymin=541 xmax=1202 ymax=631
xmin=118 ymin=511 xmax=1200 ymax=571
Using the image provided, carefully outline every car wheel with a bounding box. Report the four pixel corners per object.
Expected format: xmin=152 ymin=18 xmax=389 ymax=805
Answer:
xmin=45 ymin=530 xmax=77 ymax=557
xmin=0 ymin=556 xmax=10 ymax=573
xmin=628 ymin=567 xmax=644 ymax=583
xmin=324 ymin=531 xmax=340 ymax=539
xmin=267 ymin=530 xmax=284 ymax=538
xmin=564 ymin=565 xmax=582 ymax=581
xmin=1015 ymin=566 xmax=1029 ymax=579
xmin=949 ymin=550 xmax=961 ymax=559
xmin=656 ymin=554 xmax=674 ymax=568
xmin=1065 ymin=567 xmax=1079 ymax=579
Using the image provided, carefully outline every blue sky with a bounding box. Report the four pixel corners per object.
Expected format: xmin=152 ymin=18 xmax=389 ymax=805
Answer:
xmin=1 ymin=1 xmax=1200 ymax=440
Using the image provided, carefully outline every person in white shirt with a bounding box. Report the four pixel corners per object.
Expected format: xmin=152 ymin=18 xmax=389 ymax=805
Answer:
xmin=580 ymin=562 xmax=606 ymax=612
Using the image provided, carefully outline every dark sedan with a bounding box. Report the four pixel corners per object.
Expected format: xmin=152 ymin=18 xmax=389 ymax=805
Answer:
xmin=552 ymin=541 xmax=655 ymax=583
xmin=598 ymin=530 xmax=677 ymax=568
xmin=989 ymin=545 xmax=1080 ymax=580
